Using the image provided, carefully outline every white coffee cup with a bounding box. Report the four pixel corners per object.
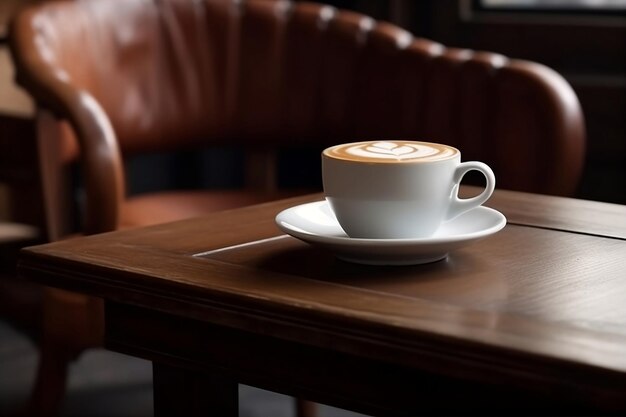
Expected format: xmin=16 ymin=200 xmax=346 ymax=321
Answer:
xmin=322 ymin=140 xmax=495 ymax=239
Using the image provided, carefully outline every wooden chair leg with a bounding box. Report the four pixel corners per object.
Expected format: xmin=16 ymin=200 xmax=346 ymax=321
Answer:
xmin=27 ymin=342 xmax=72 ymax=417
xmin=23 ymin=287 xmax=312 ymax=417
xmin=25 ymin=288 xmax=104 ymax=416
xmin=295 ymin=398 xmax=317 ymax=417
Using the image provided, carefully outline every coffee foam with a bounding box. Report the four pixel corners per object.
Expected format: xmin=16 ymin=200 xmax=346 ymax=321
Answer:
xmin=324 ymin=141 xmax=458 ymax=163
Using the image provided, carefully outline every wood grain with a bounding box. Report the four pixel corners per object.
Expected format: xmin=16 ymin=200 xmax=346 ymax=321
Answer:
xmin=18 ymin=188 xmax=626 ymax=414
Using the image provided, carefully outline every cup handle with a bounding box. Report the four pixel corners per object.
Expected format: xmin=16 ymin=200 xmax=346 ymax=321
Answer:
xmin=446 ymin=161 xmax=496 ymax=221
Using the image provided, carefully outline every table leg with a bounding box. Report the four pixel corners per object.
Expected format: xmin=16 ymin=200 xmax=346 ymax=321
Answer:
xmin=153 ymin=362 xmax=238 ymax=417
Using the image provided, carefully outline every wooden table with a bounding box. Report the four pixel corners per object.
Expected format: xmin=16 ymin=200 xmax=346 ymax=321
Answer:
xmin=18 ymin=188 xmax=626 ymax=416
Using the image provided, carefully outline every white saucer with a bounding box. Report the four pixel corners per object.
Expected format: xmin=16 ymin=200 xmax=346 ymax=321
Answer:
xmin=275 ymin=200 xmax=506 ymax=265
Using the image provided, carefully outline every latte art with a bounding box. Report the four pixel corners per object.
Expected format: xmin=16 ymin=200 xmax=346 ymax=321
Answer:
xmin=324 ymin=141 xmax=458 ymax=163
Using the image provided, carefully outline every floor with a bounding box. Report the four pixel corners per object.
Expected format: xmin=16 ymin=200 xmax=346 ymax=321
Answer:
xmin=0 ymin=320 xmax=365 ymax=417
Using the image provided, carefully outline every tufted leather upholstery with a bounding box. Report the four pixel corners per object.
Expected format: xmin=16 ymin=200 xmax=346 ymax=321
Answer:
xmin=8 ymin=0 xmax=585 ymax=415
xmin=10 ymin=0 xmax=586 ymax=238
